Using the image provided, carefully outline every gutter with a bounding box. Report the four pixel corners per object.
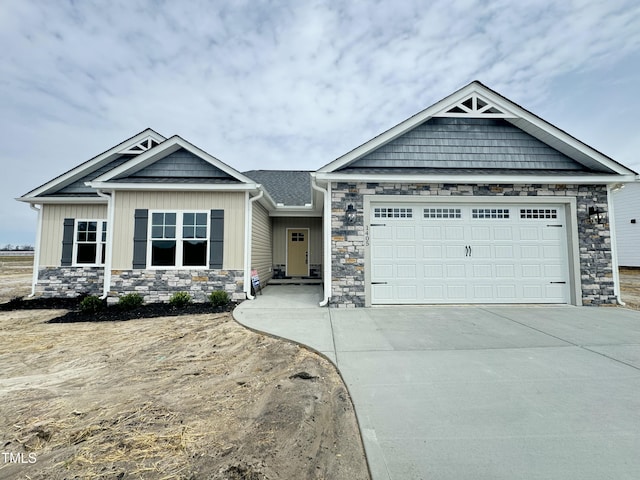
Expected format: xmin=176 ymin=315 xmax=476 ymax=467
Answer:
xmin=311 ymin=175 xmax=330 ymax=307
xmin=607 ymin=183 xmax=625 ymax=306
xmin=245 ymin=189 xmax=264 ymax=300
xmin=28 ymin=204 xmax=43 ymax=297
xmin=95 ymin=190 xmax=115 ymax=300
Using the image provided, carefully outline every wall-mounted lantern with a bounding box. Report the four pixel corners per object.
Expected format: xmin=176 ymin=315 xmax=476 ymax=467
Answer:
xmin=345 ymin=204 xmax=357 ymax=224
xmin=588 ymin=206 xmax=602 ymax=224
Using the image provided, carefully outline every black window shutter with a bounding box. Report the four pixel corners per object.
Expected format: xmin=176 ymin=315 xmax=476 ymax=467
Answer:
xmin=61 ymin=218 xmax=75 ymax=266
xmin=209 ymin=209 xmax=224 ymax=269
xmin=133 ymin=209 xmax=149 ymax=269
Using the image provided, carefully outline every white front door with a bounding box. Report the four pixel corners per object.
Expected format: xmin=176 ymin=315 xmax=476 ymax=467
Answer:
xmin=370 ymin=204 xmax=570 ymax=304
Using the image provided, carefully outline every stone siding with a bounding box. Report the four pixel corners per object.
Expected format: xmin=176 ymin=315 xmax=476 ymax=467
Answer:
xmin=109 ymin=269 xmax=245 ymax=304
xmin=331 ymin=182 xmax=614 ymax=307
xmin=36 ymin=267 xmax=104 ymax=298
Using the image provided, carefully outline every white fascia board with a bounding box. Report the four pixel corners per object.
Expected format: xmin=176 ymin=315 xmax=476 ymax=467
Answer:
xmin=20 ymin=129 xmax=166 ymax=198
xmin=314 ymin=172 xmax=639 ymax=185
xmin=16 ymin=196 xmax=108 ymax=204
xmin=87 ymin=181 xmax=260 ymax=192
xmin=93 ymin=136 xmax=256 ymax=184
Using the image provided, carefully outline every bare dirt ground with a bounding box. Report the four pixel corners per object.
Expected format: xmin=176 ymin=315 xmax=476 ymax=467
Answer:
xmin=619 ymin=267 xmax=640 ymax=310
xmin=0 ymin=257 xmax=370 ymax=479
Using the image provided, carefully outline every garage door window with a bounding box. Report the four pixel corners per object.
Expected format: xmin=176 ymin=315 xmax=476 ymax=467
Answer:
xmin=424 ymin=208 xmax=461 ymax=219
xmin=472 ymin=208 xmax=510 ymax=219
xmin=520 ymin=208 xmax=557 ymax=219
xmin=374 ymin=207 xmax=413 ymax=218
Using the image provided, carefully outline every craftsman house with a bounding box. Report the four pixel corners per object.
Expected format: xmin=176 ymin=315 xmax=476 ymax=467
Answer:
xmin=18 ymin=81 xmax=638 ymax=307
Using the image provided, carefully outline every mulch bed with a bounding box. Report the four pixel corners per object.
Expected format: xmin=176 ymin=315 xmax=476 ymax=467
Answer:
xmin=0 ymin=296 xmax=235 ymax=323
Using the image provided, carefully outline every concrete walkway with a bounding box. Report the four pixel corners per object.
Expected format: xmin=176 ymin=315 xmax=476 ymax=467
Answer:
xmin=234 ymin=285 xmax=640 ymax=480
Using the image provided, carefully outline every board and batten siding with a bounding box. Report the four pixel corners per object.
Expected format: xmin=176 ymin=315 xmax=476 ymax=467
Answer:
xmin=111 ymin=191 xmax=246 ymax=270
xmin=251 ymin=202 xmax=273 ymax=284
xmin=272 ymin=217 xmax=322 ymax=265
xmin=39 ymin=203 xmax=108 ymax=267
xmin=613 ymin=182 xmax=640 ymax=267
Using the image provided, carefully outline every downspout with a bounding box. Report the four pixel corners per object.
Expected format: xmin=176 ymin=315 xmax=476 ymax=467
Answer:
xmin=96 ymin=190 xmax=115 ymax=300
xmin=245 ymin=189 xmax=264 ymax=300
xmin=311 ymin=176 xmax=330 ymax=306
xmin=607 ymin=184 xmax=625 ymax=305
xmin=28 ymin=204 xmax=42 ymax=297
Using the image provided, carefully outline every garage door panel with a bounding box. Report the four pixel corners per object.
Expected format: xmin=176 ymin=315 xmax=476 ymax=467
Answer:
xmin=446 ymin=264 xmax=466 ymax=277
xmin=395 ymin=226 xmax=416 ymax=240
xmin=542 ymin=245 xmax=562 ymax=258
xmin=372 ymin=226 xmax=393 ymax=239
xmin=447 ymin=285 xmax=466 ymax=298
xmin=493 ymin=227 xmax=513 ymax=240
xmin=471 ymin=226 xmax=491 ymax=240
xmin=543 ymin=264 xmax=562 ymax=277
xmin=496 ymin=285 xmax=516 ymax=299
xmin=423 ymin=245 xmax=443 ymax=258
xmin=472 ymin=284 xmax=493 ymax=299
xmin=545 ymin=284 xmax=566 ymax=300
xmin=372 ymin=284 xmax=394 ymax=301
xmin=396 ymin=245 xmax=416 ymax=258
xmin=398 ymin=285 xmax=418 ymax=300
xmin=373 ymin=245 xmax=393 ymax=259
xmin=444 ymin=226 xmax=464 ymax=240
xmin=424 ymin=264 xmax=444 ymax=278
xmin=495 ymin=264 xmax=515 ymax=277
xmin=520 ymin=245 xmax=540 ymax=258
xmin=424 ymin=285 xmax=444 ymax=299
xmin=472 ymin=264 xmax=492 ymax=278
xmin=519 ymin=227 xmax=539 ymax=240
xmin=372 ymin=264 xmax=393 ymax=278
xmin=471 ymin=245 xmax=491 ymax=258
xmin=397 ymin=264 xmax=417 ymax=278
xmin=445 ymin=245 xmax=464 ymax=258
xmin=422 ymin=226 xmax=442 ymax=240
xmin=522 ymin=285 xmax=543 ymax=298
xmin=542 ymin=227 xmax=563 ymax=240
xmin=370 ymin=202 xmax=570 ymax=305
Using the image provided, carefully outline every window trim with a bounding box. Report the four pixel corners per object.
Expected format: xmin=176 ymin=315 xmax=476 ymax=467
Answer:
xmin=146 ymin=210 xmax=211 ymax=269
xmin=72 ymin=219 xmax=107 ymax=267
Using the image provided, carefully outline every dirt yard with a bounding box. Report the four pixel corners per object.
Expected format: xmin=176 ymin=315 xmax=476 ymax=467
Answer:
xmin=0 ymin=257 xmax=370 ymax=479
xmin=619 ymin=267 xmax=640 ymax=310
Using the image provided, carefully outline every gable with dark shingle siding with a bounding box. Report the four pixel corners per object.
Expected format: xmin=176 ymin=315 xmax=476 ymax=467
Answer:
xmin=346 ymin=117 xmax=586 ymax=171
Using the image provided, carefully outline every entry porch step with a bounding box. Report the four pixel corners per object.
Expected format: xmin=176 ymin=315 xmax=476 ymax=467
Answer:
xmin=269 ymin=277 xmax=322 ymax=285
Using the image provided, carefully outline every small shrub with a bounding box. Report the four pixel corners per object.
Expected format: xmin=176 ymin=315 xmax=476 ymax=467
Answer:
xmin=209 ymin=290 xmax=230 ymax=308
xmin=118 ymin=292 xmax=144 ymax=310
xmin=80 ymin=295 xmax=104 ymax=313
xmin=169 ymin=291 xmax=192 ymax=308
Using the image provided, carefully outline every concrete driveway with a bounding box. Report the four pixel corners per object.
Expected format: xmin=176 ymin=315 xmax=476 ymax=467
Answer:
xmin=235 ymin=286 xmax=640 ymax=480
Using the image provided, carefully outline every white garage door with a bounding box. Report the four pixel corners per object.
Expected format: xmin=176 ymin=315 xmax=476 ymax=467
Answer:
xmin=370 ymin=204 xmax=570 ymax=304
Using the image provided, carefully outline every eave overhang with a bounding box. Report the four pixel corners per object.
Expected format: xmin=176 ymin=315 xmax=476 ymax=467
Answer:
xmin=313 ymin=172 xmax=639 ymax=185
xmin=86 ymin=181 xmax=261 ymax=192
xmin=16 ymin=196 xmax=108 ymax=205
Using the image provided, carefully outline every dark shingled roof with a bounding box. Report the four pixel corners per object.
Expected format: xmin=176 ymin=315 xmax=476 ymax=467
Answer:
xmin=243 ymin=170 xmax=312 ymax=206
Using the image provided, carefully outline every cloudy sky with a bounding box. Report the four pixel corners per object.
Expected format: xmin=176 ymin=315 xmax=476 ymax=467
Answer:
xmin=1 ymin=0 xmax=639 ymax=245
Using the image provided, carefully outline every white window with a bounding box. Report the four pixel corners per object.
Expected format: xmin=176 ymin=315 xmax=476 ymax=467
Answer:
xmin=149 ymin=211 xmax=209 ymax=268
xmin=74 ymin=220 xmax=107 ymax=266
